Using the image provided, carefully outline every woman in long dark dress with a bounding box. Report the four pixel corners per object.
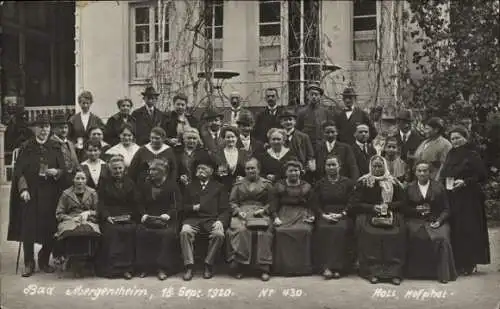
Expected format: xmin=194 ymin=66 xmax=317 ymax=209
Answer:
xmin=213 ymin=126 xmax=249 ymax=191
xmin=54 ymin=168 xmax=101 ymax=277
xmin=313 ymin=155 xmax=355 ymax=279
xmin=440 ymin=126 xmax=490 ymax=275
xmin=226 ymin=157 xmax=274 ymax=281
xmin=129 ymin=127 xmax=178 ymax=185
xmin=271 ymin=159 xmax=315 ymax=276
xmin=135 ymin=159 xmax=182 ymax=280
xmin=7 ymin=114 xmax=65 ymax=277
xmin=403 ymin=160 xmax=457 ymax=283
xmin=349 ymin=155 xmax=406 ymax=285
xmin=258 ymin=128 xmax=295 ymax=182
xmin=96 ymin=156 xmax=137 ymax=279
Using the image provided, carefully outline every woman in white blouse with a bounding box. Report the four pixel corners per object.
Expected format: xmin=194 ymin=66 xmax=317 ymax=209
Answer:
xmin=213 ymin=126 xmax=249 ymax=192
xmin=104 ymin=124 xmax=140 ymax=167
xmin=80 ymin=140 xmax=108 ymax=189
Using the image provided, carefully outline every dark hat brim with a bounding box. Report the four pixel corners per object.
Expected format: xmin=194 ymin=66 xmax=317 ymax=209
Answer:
xmin=306 ymin=85 xmax=324 ymax=95
xmin=141 ymin=91 xmax=160 ymax=97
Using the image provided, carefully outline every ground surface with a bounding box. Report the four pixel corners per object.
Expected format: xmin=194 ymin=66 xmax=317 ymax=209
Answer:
xmin=1 ymin=184 xmax=499 ymax=309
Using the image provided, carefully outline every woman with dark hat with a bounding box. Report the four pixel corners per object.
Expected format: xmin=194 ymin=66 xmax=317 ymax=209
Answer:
xmin=104 ymin=98 xmax=136 ymax=146
xmin=69 ymin=90 xmax=105 ymax=150
xmin=271 ymin=159 xmax=315 ymax=276
xmin=212 ymin=126 xmax=250 ymax=192
xmin=200 ymin=109 xmax=225 ymax=155
xmin=7 ymin=113 xmax=66 ymax=277
xmin=414 ymin=117 xmax=452 ymax=180
xmin=440 ymin=125 xmax=490 ymax=276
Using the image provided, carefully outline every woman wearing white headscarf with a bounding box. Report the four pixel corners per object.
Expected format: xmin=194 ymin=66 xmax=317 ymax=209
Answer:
xmin=348 ymin=155 xmax=406 ymax=285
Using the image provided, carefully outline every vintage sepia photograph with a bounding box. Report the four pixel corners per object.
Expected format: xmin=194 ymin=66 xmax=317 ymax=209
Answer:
xmin=0 ymin=1 xmax=499 ymax=309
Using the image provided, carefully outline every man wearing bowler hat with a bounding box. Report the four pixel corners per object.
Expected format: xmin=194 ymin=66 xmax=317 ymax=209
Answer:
xmin=334 ymin=87 xmax=377 ymax=145
xmin=200 ymin=109 xmax=225 ymax=155
xmin=395 ymin=109 xmax=424 ymax=163
xmin=296 ymin=82 xmax=335 ymax=149
xmin=50 ymin=113 xmax=79 ymax=184
xmin=131 ymin=86 xmax=168 ymax=146
xmin=7 ymin=114 xmax=65 ymax=277
xmin=236 ymin=111 xmax=265 ymax=156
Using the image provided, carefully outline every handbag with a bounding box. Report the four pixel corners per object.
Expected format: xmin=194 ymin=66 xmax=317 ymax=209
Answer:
xmin=370 ymin=211 xmax=394 ymax=228
xmin=245 ymin=217 xmax=270 ymax=229
xmin=144 ymin=216 xmax=168 ymax=229
xmin=110 ymin=214 xmax=132 ymax=224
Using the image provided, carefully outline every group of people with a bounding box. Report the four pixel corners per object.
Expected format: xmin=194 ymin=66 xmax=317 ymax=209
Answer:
xmin=7 ymin=83 xmax=491 ymax=285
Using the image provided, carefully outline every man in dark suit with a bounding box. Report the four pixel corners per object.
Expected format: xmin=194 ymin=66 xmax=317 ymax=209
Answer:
xmin=279 ymin=109 xmax=315 ymax=176
xmin=236 ymin=111 xmax=265 ymax=157
xmin=131 ymin=86 xmax=168 ymax=146
xmin=179 ymin=156 xmax=230 ymax=281
xmin=315 ymin=121 xmax=359 ymax=181
xmin=253 ymin=88 xmax=284 ymax=143
xmin=335 ymin=87 xmax=377 ymax=145
xmin=351 ymin=124 xmax=377 ymax=176
xmin=200 ymin=109 xmax=225 ymax=156
xmin=223 ymin=91 xmax=252 ymax=127
xmin=395 ymin=109 xmax=424 ymax=163
xmin=296 ymin=82 xmax=336 ymax=149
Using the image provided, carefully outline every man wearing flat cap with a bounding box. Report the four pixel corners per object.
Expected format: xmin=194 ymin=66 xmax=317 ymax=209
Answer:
xmin=223 ymin=91 xmax=252 ymax=127
xmin=394 ymin=109 xmax=424 ymax=163
xmin=296 ymin=82 xmax=335 ymax=149
xmin=200 ymin=109 xmax=225 ymax=155
xmin=334 ymin=87 xmax=377 ymax=145
xmin=50 ymin=113 xmax=79 ymax=186
xmin=131 ymin=86 xmax=169 ymax=146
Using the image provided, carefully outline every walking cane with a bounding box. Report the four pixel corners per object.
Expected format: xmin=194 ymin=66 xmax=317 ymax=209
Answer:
xmin=15 ymin=200 xmax=26 ymax=275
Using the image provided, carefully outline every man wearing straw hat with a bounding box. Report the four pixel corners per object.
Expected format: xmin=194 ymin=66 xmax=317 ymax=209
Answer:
xmin=296 ymin=82 xmax=335 ymax=149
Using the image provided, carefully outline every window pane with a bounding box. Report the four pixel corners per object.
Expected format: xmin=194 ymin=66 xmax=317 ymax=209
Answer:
xmin=135 ymin=7 xmax=149 ymax=24
xmin=163 ymin=42 xmax=169 ymax=52
xmin=213 ymin=48 xmax=223 ymax=68
xmin=259 ymin=45 xmax=281 ymax=67
xmin=260 ymin=1 xmax=280 ymax=23
xmin=214 ymin=27 xmax=223 ymax=39
xmin=354 ymin=17 xmax=376 ymax=31
xmin=135 ymin=60 xmax=150 ymax=79
xmin=136 ymin=25 xmax=149 ymax=43
xmin=154 ymin=25 xmax=168 ymax=41
xmin=214 ymin=5 xmax=223 ymax=26
xmin=260 ymin=24 xmax=280 ymax=37
xmin=354 ymin=0 xmax=376 ymax=17
xmin=354 ymin=39 xmax=376 ymax=61
xmin=136 ymin=43 xmax=149 ymax=54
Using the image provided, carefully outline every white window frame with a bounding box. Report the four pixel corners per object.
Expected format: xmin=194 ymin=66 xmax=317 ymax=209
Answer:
xmin=258 ymin=0 xmax=284 ymax=74
xmin=353 ymin=0 xmax=378 ymax=62
xmin=204 ymin=0 xmax=224 ymax=69
xmin=130 ymin=3 xmax=170 ymax=81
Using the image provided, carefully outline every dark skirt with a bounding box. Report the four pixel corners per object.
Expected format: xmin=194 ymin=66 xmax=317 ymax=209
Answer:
xmin=54 ymin=225 xmax=100 ymax=258
xmin=96 ymin=222 xmax=136 ymax=276
xmin=135 ymin=224 xmax=180 ymax=273
xmin=226 ymin=215 xmax=273 ymax=269
xmin=356 ymin=213 xmax=406 ymax=279
xmin=406 ymin=219 xmax=457 ymax=281
xmin=314 ymin=217 xmax=354 ymax=272
xmin=273 ymin=206 xmax=313 ymax=276
xmin=448 ymin=185 xmax=491 ymax=269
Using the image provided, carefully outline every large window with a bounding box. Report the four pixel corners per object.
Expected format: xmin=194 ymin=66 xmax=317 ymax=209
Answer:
xmin=259 ymin=0 xmax=281 ymax=71
xmin=353 ymin=0 xmax=377 ymax=61
xmin=204 ymin=0 xmax=224 ymax=69
xmin=131 ymin=4 xmax=170 ymax=80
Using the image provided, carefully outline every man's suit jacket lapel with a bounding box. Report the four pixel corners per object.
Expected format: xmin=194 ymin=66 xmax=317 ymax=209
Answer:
xmin=199 ymin=180 xmax=217 ymax=205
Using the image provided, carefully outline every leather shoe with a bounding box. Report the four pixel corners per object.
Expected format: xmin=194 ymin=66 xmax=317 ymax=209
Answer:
xmin=124 ymin=272 xmax=133 ymax=280
xmin=22 ymin=262 xmax=35 ymax=277
xmin=391 ymin=278 xmax=401 ymax=286
xmin=261 ymin=272 xmax=270 ymax=281
xmin=183 ymin=268 xmax=193 ymax=281
xmin=369 ymin=276 xmax=379 ymax=284
xmin=203 ymin=265 xmax=213 ymax=279
xmin=139 ymin=272 xmax=147 ymax=278
xmin=439 ymin=279 xmax=448 ymax=284
xmin=157 ymin=270 xmax=167 ymax=281
xmin=332 ymin=272 xmax=341 ymax=279
xmin=323 ymin=269 xmax=333 ymax=280
xmin=234 ymin=272 xmax=243 ymax=279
